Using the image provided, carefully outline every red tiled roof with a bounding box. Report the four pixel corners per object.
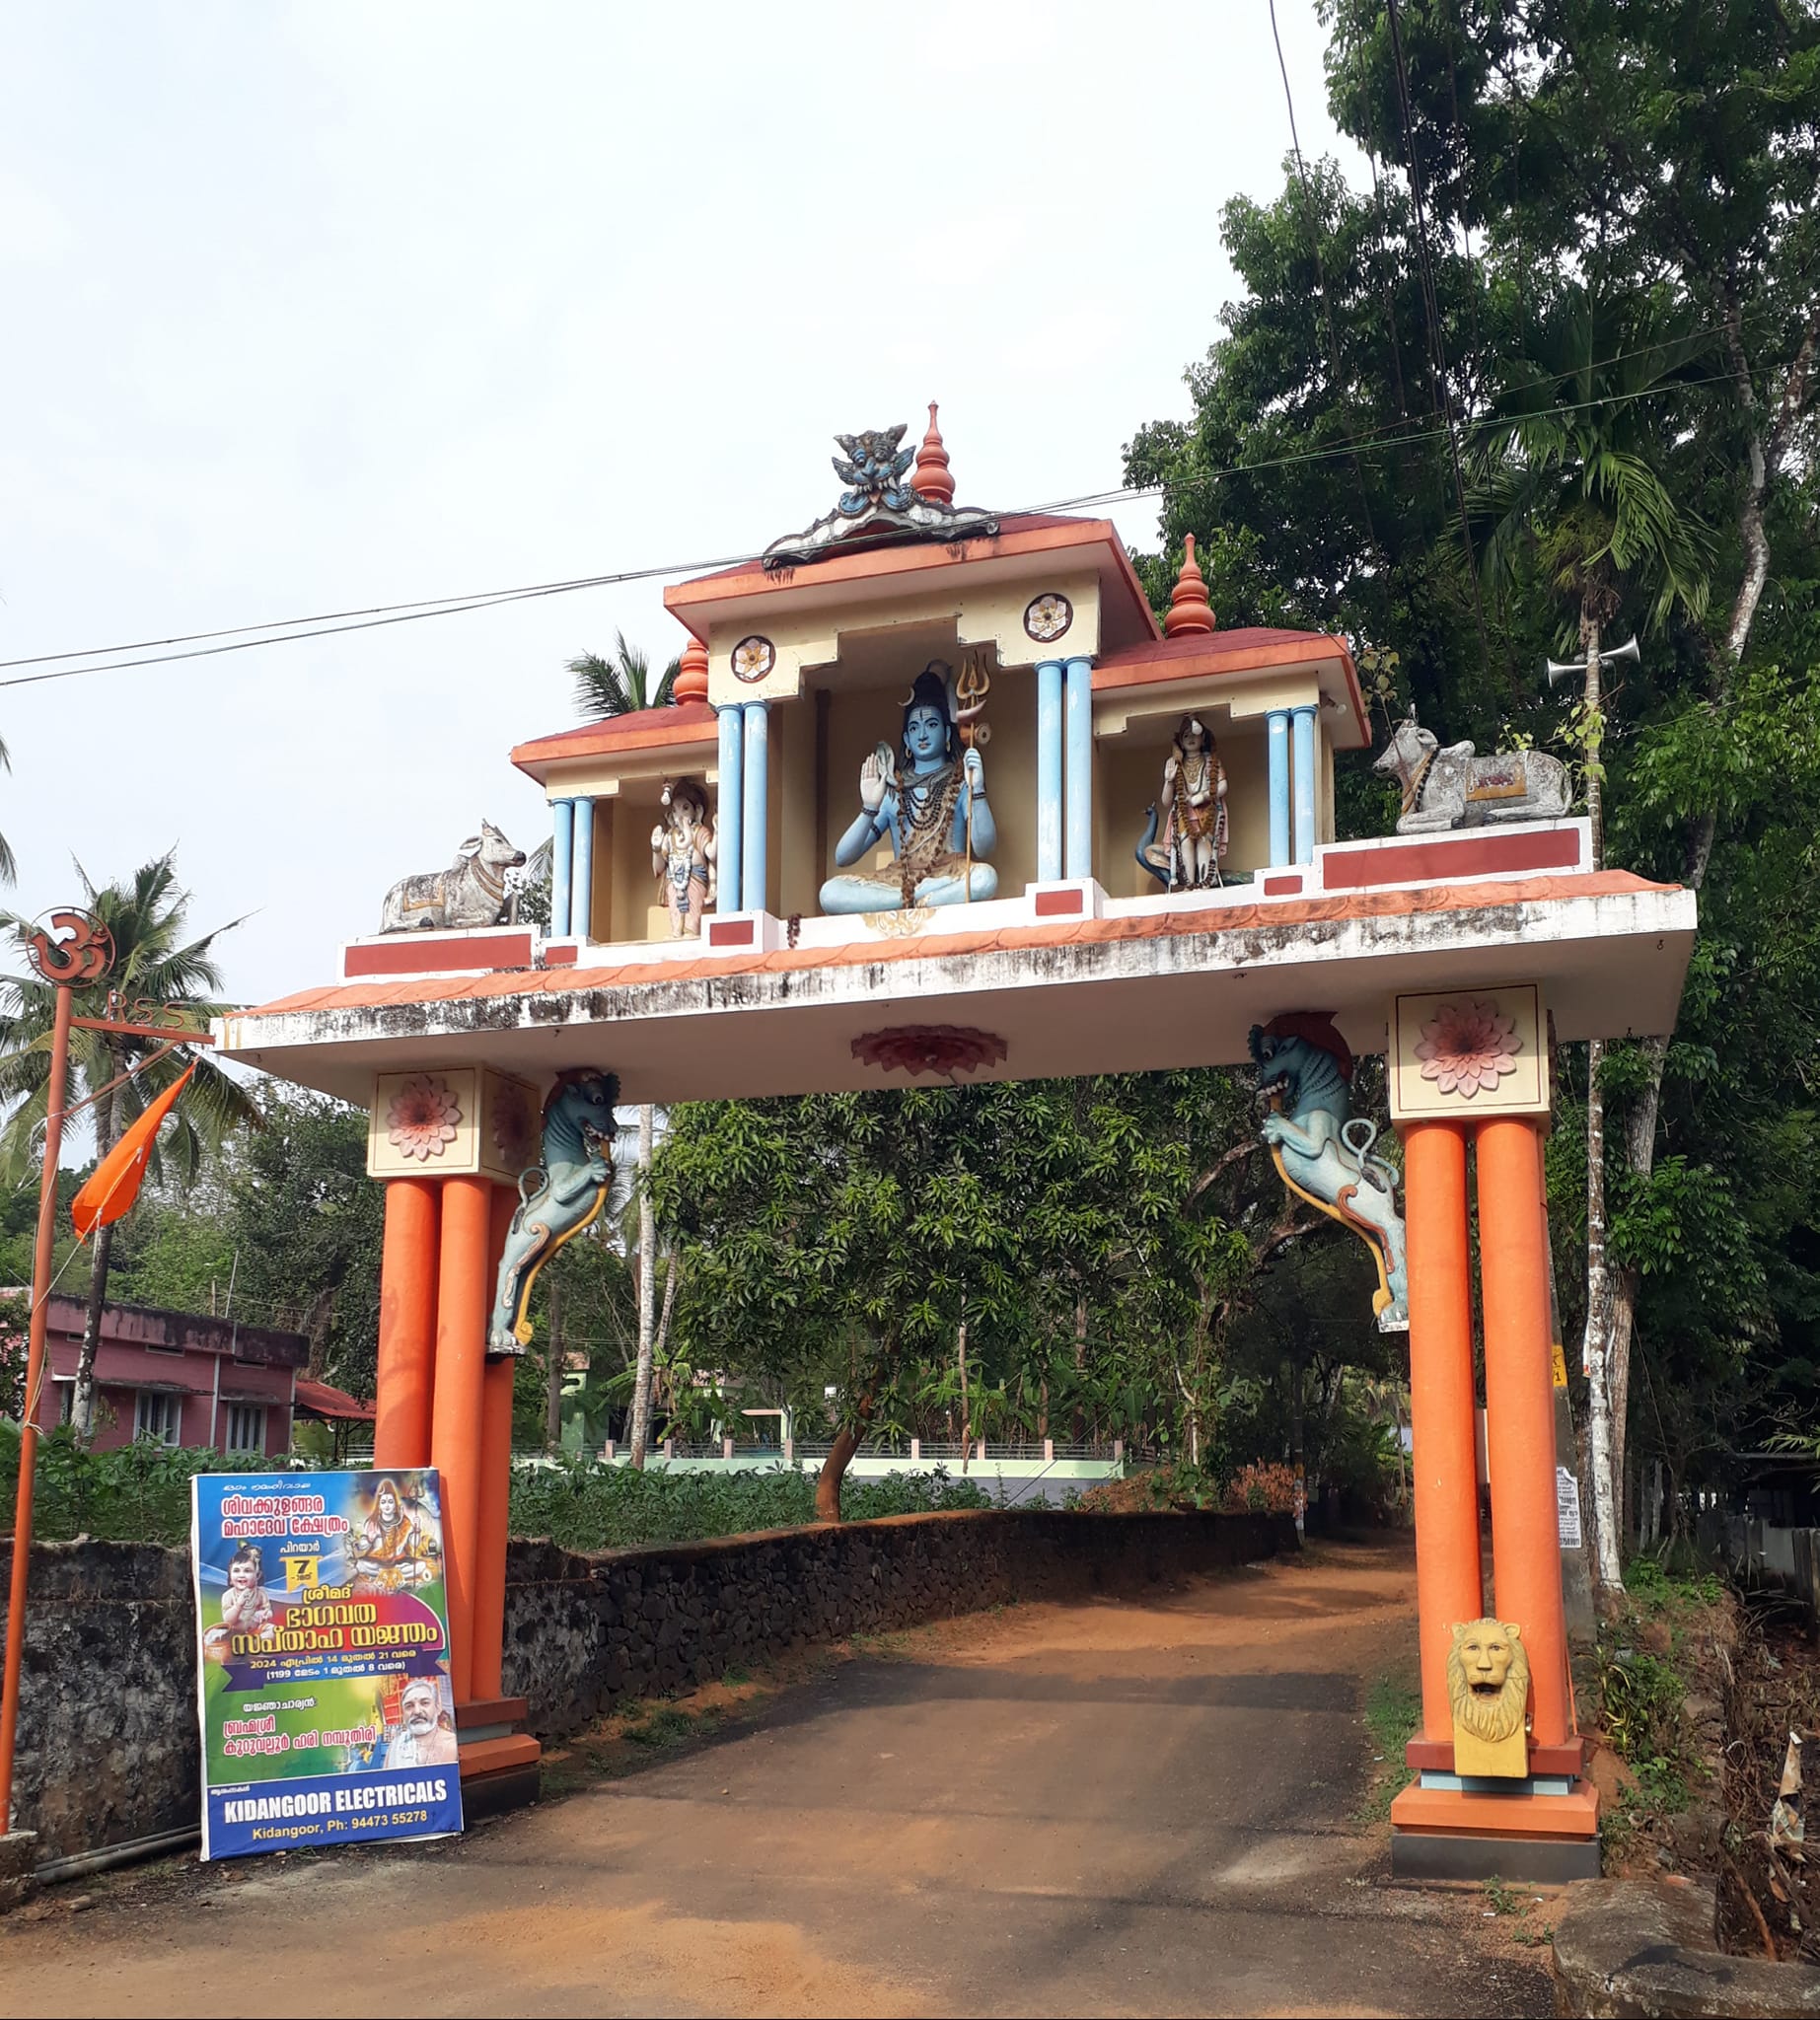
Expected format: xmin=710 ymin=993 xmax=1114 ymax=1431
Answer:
xmin=664 ymin=512 xmax=1160 ymax=650
xmin=242 ymin=871 xmax=1677 ymax=1023
xmin=294 ymin=1379 xmax=375 ymax=1421
xmin=511 ymin=700 xmax=719 ymax=780
xmin=1092 ymin=625 xmax=1368 ymax=739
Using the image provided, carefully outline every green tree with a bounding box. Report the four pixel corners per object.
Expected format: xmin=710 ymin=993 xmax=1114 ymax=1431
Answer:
xmin=1472 ymin=285 xmax=1715 ymax=1586
xmin=0 ymin=855 xmax=258 ymax=1439
xmin=1326 ymin=0 xmax=1820 ymax=1565
xmin=651 ymin=1088 xmax=1025 ymax=1519
xmin=218 ymin=1087 xmax=385 ymax=1390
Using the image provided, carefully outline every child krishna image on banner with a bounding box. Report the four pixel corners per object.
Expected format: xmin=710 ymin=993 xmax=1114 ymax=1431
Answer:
xmin=189 ymin=1469 xmax=465 ymax=1860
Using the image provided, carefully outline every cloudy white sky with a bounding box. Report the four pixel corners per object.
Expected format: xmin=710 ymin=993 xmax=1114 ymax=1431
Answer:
xmin=1 ymin=1 xmax=1361 ymax=1016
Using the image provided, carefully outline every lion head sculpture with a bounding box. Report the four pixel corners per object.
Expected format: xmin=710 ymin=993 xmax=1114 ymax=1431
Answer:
xmin=1447 ymin=1619 xmax=1530 ymax=1745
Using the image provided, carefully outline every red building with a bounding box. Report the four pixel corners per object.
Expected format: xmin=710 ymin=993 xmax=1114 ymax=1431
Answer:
xmin=27 ymin=1296 xmax=307 ymax=1456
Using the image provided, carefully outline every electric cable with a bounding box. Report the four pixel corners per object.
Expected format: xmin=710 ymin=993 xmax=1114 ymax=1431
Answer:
xmin=0 ymin=366 xmax=1726 ymax=696
xmin=1384 ymin=0 xmax=1496 ymax=685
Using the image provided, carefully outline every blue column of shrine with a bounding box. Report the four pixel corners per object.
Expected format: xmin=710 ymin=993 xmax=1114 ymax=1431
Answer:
xmin=715 ymin=706 xmax=744 ymax=914
xmin=1036 ymin=660 xmax=1063 ymax=881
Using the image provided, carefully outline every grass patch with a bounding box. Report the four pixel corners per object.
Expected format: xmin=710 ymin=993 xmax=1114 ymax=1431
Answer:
xmin=1357 ymin=1670 xmax=1422 ymax=1822
xmin=622 ymin=1704 xmax=710 ymax=1750
xmin=1592 ymin=1553 xmax=1727 ymax=1861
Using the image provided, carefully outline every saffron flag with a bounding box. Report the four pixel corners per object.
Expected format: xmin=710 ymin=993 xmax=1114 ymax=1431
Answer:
xmin=71 ymin=1062 xmax=195 ymax=1238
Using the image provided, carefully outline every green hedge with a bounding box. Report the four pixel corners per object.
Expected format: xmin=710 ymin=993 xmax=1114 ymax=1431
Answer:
xmin=0 ymin=1426 xmax=994 ymax=1551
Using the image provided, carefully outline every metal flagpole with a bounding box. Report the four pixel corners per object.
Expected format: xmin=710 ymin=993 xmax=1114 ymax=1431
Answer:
xmin=1 ymin=910 xmax=110 ymax=1832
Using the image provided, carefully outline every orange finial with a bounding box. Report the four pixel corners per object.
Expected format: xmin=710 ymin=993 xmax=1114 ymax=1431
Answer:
xmin=911 ymin=401 xmax=954 ymax=506
xmin=1163 ymin=533 xmax=1216 ymax=636
xmin=673 ymin=635 xmax=710 ymax=704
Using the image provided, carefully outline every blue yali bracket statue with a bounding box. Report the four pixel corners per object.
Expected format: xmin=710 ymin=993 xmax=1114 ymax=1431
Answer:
xmin=488 ymin=1069 xmax=619 ymax=1354
xmin=1248 ymin=1014 xmax=1410 ymax=1332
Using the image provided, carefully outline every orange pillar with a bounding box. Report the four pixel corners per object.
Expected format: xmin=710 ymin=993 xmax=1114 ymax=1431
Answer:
xmin=1476 ymin=1117 xmax=1572 ymax=1747
xmin=470 ymin=1184 xmax=519 ymax=1702
xmin=430 ymin=1175 xmax=492 ymax=1703
xmin=1401 ymin=1119 xmax=1483 ymax=1742
xmin=374 ymin=1177 xmax=439 ymax=1470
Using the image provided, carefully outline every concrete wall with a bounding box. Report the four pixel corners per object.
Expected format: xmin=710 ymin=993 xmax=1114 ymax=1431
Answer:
xmin=28 ymin=1296 xmax=303 ymax=1456
xmin=1 ymin=1509 xmax=1291 ymax=1866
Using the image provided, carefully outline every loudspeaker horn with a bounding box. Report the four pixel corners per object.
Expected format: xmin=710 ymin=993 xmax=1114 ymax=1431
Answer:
xmin=1545 ymin=635 xmax=1640 ymax=685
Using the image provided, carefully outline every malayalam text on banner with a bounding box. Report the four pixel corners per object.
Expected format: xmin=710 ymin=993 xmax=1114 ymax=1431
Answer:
xmin=190 ymin=1468 xmax=465 ymax=1860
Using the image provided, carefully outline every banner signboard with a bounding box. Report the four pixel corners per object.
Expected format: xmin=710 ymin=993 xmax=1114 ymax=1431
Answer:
xmin=190 ymin=1468 xmax=465 ymax=1860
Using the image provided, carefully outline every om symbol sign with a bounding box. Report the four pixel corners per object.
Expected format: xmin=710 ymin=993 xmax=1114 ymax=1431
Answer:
xmin=27 ymin=908 xmax=114 ymax=988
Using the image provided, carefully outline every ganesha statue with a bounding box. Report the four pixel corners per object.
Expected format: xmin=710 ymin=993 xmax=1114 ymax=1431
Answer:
xmin=819 ymin=663 xmax=996 ymax=913
xmin=650 ymin=778 xmax=716 ymax=937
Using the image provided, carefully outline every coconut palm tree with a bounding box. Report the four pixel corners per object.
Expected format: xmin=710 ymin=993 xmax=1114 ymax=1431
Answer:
xmin=0 ymin=853 xmax=259 ymax=1440
xmin=0 ymin=732 xmax=16 ymax=886
xmin=1473 ymin=288 xmax=1714 ymax=1596
xmin=568 ymin=632 xmax=681 ymax=719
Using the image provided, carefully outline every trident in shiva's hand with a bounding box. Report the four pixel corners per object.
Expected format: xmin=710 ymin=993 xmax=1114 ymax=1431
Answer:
xmin=956 ymin=652 xmax=990 ymax=900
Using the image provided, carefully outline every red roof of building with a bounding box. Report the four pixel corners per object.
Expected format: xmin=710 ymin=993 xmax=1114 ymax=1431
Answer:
xmin=294 ymin=1380 xmax=376 ymax=1421
xmin=663 ymin=512 xmax=1160 ymax=650
xmin=511 ymin=700 xmax=720 ymax=782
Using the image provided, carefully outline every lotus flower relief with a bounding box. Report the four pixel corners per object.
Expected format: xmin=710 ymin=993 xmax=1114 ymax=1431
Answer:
xmin=387 ymin=1072 xmax=463 ymax=1161
xmin=1415 ymin=998 xmax=1521 ymax=1099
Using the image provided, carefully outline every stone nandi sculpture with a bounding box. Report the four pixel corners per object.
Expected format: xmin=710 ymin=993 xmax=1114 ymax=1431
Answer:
xmin=1373 ymin=714 xmax=1570 ymax=834
xmin=1249 ymin=1013 xmax=1409 ymax=1332
xmin=380 ymin=821 xmax=527 ymax=932
xmin=488 ymin=1069 xmax=619 ymax=1354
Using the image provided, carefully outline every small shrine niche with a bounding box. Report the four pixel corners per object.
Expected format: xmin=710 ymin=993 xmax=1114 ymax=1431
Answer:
xmin=504 ymin=411 xmax=1364 ymax=948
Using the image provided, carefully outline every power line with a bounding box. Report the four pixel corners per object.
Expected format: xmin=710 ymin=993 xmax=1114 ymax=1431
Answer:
xmin=1384 ymin=0 xmax=1497 ymax=686
xmin=0 ymin=371 xmax=1725 ymax=696
xmin=1269 ymin=0 xmax=1386 ymax=569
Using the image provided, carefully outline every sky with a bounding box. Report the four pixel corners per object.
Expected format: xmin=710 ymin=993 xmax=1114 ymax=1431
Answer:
xmin=0 ymin=1 xmax=1364 ymax=1024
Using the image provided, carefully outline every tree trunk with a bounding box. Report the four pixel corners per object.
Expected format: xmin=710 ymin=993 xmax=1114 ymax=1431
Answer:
xmin=957 ymin=1316 xmax=970 ymax=1474
xmin=71 ymin=1064 xmax=124 ymax=1445
xmin=545 ymin=1274 xmax=563 ymax=1452
xmin=1570 ymin=609 xmax=1625 ymax=1595
xmin=815 ymin=1391 xmax=875 ymax=1523
xmin=815 ymin=1426 xmax=861 ymax=1522
xmin=629 ymin=1104 xmax=656 ymax=1469
xmin=653 ymin=1254 xmax=678 ymax=1363
xmin=303 ymin=1282 xmax=336 ymax=1382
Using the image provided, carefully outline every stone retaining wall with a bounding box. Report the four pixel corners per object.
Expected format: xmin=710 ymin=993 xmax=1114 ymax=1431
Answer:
xmin=2 ymin=1508 xmax=1292 ymax=1865
xmin=501 ymin=1508 xmax=1295 ymax=1737
xmin=0 ymin=1539 xmax=199 ymax=1869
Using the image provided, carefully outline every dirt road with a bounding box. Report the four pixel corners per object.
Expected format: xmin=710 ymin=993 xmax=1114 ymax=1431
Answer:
xmin=2 ymin=1536 xmax=1551 ymax=2018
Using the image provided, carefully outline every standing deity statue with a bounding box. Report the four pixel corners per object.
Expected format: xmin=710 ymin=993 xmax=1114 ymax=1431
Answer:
xmin=819 ymin=663 xmax=996 ymax=913
xmin=650 ymin=778 xmax=717 ymax=937
xmin=1138 ymin=715 xmax=1227 ymax=891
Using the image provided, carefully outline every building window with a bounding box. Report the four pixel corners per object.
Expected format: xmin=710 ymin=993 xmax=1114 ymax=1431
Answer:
xmin=134 ymin=1391 xmax=182 ymax=1446
xmin=225 ymin=1404 xmax=265 ymax=1455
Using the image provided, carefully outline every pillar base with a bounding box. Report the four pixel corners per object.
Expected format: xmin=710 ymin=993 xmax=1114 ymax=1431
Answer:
xmin=457 ymin=1697 xmax=542 ymax=1821
xmin=1390 ymin=1779 xmax=1600 ymax=1883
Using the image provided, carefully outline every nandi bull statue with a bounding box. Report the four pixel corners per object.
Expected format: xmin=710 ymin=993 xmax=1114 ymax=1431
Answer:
xmin=1373 ymin=712 xmax=1569 ymax=834
xmin=488 ymin=1069 xmax=619 ymax=1354
xmin=1249 ymin=1013 xmax=1409 ymax=1332
xmin=380 ymin=820 xmax=526 ymax=932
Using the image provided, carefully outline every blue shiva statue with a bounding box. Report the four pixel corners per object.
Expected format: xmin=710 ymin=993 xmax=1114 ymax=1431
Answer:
xmin=488 ymin=1068 xmax=619 ymax=1354
xmin=820 ymin=663 xmax=996 ymax=912
xmin=1248 ymin=1014 xmax=1409 ymax=1332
